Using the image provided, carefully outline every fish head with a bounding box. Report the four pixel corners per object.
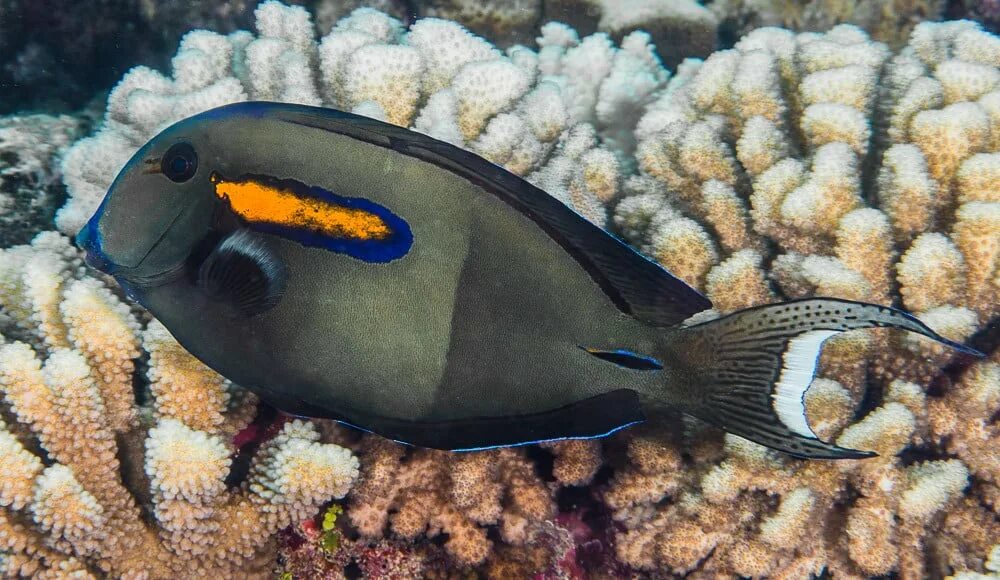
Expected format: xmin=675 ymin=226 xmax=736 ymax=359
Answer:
xmin=77 ymin=111 xmax=234 ymax=283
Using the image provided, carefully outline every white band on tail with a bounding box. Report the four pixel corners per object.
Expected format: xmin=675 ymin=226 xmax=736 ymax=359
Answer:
xmin=772 ymin=330 xmax=838 ymax=438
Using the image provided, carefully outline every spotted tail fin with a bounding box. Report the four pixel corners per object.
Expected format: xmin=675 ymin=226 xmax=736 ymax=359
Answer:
xmin=674 ymin=298 xmax=981 ymax=459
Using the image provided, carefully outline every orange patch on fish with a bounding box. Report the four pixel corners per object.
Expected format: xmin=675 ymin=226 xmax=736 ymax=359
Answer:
xmin=211 ymin=175 xmax=391 ymax=241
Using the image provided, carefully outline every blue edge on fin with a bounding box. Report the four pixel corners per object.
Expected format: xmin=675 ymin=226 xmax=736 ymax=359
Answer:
xmin=275 ymin=388 xmax=647 ymax=452
xmin=580 ymin=347 xmax=663 ymax=370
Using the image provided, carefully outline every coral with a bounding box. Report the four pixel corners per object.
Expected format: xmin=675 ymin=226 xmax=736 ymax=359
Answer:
xmin=277 ymin=507 xmax=451 ymax=579
xmin=710 ymin=0 xmax=946 ymax=48
xmin=0 ymin=232 xmax=359 ymax=577
xmin=345 ymin=436 xmax=555 ymax=568
xmin=0 ymin=114 xmax=83 ymax=247
xmin=603 ymin=19 xmax=1000 ymax=576
xmin=543 ymin=0 xmax=719 ymax=68
xmin=950 ymin=0 xmax=1000 ymax=36
xmin=0 ymin=0 xmax=266 ymax=114
xmin=57 ymin=0 xmax=673 ymax=235
xmin=541 ymin=439 xmax=603 ymax=486
xmin=419 ymin=0 xmax=542 ymax=47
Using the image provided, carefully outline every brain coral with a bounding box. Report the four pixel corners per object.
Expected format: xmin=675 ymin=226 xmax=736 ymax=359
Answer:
xmin=0 ymin=233 xmax=359 ymax=577
xmin=23 ymin=1 xmax=1000 ymax=577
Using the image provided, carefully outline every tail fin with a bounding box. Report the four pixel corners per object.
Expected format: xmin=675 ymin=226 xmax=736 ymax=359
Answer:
xmin=673 ymin=298 xmax=982 ymax=459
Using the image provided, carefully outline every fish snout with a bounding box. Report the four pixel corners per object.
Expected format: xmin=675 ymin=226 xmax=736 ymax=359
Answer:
xmin=76 ymin=219 xmax=115 ymax=274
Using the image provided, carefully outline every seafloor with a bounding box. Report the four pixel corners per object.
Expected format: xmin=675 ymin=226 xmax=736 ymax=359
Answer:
xmin=0 ymin=0 xmax=998 ymax=578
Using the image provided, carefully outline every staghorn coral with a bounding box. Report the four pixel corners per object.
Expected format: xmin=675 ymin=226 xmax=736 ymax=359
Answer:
xmin=600 ymin=18 xmax=1000 ymax=577
xmin=0 ymin=232 xmax=359 ymax=577
xmin=56 ymin=0 xmax=673 ymax=236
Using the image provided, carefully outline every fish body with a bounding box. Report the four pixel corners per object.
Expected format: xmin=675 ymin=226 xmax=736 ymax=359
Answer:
xmin=78 ymin=102 xmax=979 ymax=458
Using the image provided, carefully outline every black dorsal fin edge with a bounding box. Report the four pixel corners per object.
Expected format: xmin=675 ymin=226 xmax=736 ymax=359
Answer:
xmin=232 ymin=102 xmax=714 ymax=327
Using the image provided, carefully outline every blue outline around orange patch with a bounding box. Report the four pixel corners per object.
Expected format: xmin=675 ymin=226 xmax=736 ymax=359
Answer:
xmin=211 ymin=172 xmax=413 ymax=263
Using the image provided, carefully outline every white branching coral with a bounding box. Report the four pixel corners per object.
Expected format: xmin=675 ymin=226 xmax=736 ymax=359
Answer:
xmin=0 ymin=233 xmax=359 ymax=577
xmin=57 ymin=0 xmax=672 ymax=235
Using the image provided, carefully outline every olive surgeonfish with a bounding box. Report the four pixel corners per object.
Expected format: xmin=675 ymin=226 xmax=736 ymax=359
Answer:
xmin=77 ymin=102 xmax=982 ymax=459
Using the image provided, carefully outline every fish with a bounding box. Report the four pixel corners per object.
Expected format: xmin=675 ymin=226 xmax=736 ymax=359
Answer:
xmin=76 ymin=101 xmax=982 ymax=459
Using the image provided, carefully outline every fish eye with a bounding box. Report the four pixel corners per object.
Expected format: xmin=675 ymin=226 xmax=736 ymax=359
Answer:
xmin=161 ymin=142 xmax=198 ymax=183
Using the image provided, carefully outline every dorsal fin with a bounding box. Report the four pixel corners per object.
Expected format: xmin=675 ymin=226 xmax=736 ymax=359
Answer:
xmin=210 ymin=102 xmax=713 ymax=327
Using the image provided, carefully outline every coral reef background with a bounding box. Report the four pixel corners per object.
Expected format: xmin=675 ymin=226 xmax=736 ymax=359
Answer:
xmin=7 ymin=0 xmax=1000 ymax=115
xmin=0 ymin=0 xmax=998 ymax=578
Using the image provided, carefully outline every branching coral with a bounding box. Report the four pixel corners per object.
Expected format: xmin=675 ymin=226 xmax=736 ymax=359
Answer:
xmin=710 ymin=0 xmax=946 ymax=48
xmin=603 ymin=19 xmax=1000 ymax=577
xmin=345 ymin=435 xmax=555 ymax=568
xmin=542 ymin=0 xmax=719 ymax=68
xmin=57 ymin=0 xmax=672 ymax=235
xmin=0 ymin=233 xmax=359 ymax=577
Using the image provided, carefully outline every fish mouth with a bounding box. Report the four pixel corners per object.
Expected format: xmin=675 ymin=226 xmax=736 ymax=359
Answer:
xmin=83 ymin=249 xmax=114 ymax=273
xmin=113 ymin=260 xmax=188 ymax=288
xmin=76 ymin=213 xmax=183 ymax=287
xmin=76 ymin=219 xmax=116 ymax=275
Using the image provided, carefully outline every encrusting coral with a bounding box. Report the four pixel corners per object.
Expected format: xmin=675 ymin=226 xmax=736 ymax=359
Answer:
xmin=0 ymin=232 xmax=359 ymax=577
xmin=603 ymin=18 xmax=1000 ymax=577
xmin=20 ymin=0 xmax=1000 ymax=576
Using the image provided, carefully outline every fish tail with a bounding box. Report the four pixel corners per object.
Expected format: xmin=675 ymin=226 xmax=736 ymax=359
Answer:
xmin=666 ymin=298 xmax=982 ymax=459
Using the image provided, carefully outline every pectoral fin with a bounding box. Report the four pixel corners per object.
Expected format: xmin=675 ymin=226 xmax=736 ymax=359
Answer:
xmin=197 ymin=229 xmax=287 ymax=316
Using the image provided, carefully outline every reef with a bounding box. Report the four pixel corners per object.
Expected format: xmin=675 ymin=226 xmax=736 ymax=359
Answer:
xmin=541 ymin=0 xmax=719 ymax=67
xmin=708 ymin=0 xmax=947 ymax=48
xmin=0 ymin=233 xmax=359 ymax=577
xmin=3 ymin=0 xmax=999 ymax=578
xmin=607 ymin=17 xmax=1000 ymax=577
xmin=55 ymin=1 xmax=677 ymax=238
xmin=0 ymin=115 xmax=83 ymax=248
